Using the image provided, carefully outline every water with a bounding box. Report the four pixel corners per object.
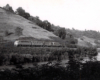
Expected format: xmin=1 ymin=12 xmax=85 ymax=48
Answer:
xmin=96 ymin=52 xmax=100 ymax=61
xmin=81 ymin=52 xmax=100 ymax=63
xmin=97 ymin=48 xmax=100 ymax=61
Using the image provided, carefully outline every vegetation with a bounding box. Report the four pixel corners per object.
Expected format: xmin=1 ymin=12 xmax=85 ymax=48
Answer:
xmin=16 ymin=7 xmax=30 ymax=19
xmin=0 ymin=3 xmax=100 ymax=80
xmin=0 ymin=61 xmax=100 ymax=80
xmin=3 ymin=4 xmax=14 ymax=13
xmin=15 ymin=7 xmax=52 ymax=31
xmin=15 ymin=27 xmax=23 ymax=36
xmin=16 ymin=7 xmax=25 ymax=17
xmin=0 ymin=50 xmax=98 ymax=80
xmin=29 ymin=16 xmax=52 ymax=31
xmin=2 ymin=4 xmax=100 ymax=44
xmin=54 ymin=28 xmax=66 ymax=39
xmin=0 ymin=42 xmax=97 ymax=66
xmin=64 ymin=35 xmax=78 ymax=48
xmin=0 ymin=41 xmax=98 ymax=80
xmin=65 ymin=29 xmax=100 ymax=40
xmin=41 ymin=20 xmax=51 ymax=31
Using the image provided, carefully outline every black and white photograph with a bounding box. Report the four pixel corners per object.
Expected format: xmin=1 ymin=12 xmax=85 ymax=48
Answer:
xmin=0 ymin=0 xmax=100 ymax=80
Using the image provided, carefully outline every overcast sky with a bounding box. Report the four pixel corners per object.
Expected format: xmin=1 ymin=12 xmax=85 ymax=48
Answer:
xmin=0 ymin=0 xmax=100 ymax=31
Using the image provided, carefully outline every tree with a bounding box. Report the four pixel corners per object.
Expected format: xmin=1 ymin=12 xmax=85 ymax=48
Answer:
xmin=9 ymin=7 xmax=14 ymax=13
xmin=34 ymin=16 xmax=41 ymax=23
xmin=15 ymin=27 xmax=23 ymax=36
xmin=16 ymin=7 xmax=25 ymax=17
xmin=55 ymin=28 xmax=66 ymax=39
xmin=24 ymin=12 xmax=30 ymax=19
xmin=42 ymin=20 xmax=51 ymax=31
xmin=3 ymin=4 xmax=14 ymax=13
xmin=16 ymin=7 xmax=31 ymax=19
xmin=28 ymin=16 xmax=34 ymax=21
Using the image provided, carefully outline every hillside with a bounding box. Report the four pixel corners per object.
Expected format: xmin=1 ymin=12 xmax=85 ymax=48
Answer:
xmin=51 ymin=25 xmax=100 ymax=47
xmin=65 ymin=29 xmax=100 ymax=40
xmin=66 ymin=29 xmax=100 ymax=47
xmin=0 ymin=8 xmax=60 ymax=42
xmin=77 ymin=36 xmax=97 ymax=47
xmin=0 ymin=6 xmax=100 ymax=47
xmin=65 ymin=29 xmax=100 ymax=47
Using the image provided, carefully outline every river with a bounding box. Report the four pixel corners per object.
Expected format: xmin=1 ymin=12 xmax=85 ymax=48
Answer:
xmin=96 ymin=52 xmax=100 ymax=61
xmin=80 ymin=52 xmax=100 ymax=63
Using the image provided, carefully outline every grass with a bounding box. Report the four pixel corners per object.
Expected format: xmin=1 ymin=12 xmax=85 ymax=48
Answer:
xmin=0 ymin=7 xmax=59 ymax=41
xmin=77 ymin=36 xmax=97 ymax=47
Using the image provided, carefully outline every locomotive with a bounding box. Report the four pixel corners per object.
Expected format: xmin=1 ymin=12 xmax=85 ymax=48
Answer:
xmin=14 ymin=40 xmax=62 ymax=47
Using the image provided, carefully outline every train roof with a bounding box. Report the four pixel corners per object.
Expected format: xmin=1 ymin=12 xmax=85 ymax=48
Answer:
xmin=15 ymin=37 xmax=64 ymax=44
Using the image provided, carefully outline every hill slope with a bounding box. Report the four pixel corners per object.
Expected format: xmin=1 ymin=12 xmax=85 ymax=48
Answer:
xmin=65 ymin=29 xmax=100 ymax=40
xmin=0 ymin=8 xmax=59 ymax=41
xmin=77 ymin=36 xmax=97 ymax=47
xmin=51 ymin=25 xmax=100 ymax=47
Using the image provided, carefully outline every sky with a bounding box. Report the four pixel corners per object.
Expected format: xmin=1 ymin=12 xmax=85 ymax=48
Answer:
xmin=0 ymin=0 xmax=100 ymax=31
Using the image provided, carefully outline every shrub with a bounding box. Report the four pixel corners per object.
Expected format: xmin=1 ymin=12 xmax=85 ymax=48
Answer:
xmin=15 ymin=27 xmax=23 ymax=36
xmin=0 ymin=54 xmax=10 ymax=65
xmin=10 ymin=54 xmax=24 ymax=65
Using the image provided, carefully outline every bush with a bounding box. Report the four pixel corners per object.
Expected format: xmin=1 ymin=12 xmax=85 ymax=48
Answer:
xmin=0 ymin=54 xmax=10 ymax=65
xmin=0 ymin=61 xmax=100 ymax=80
xmin=16 ymin=7 xmax=25 ymax=17
xmin=15 ymin=27 xmax=23 ymax=36
xmin=0 ymin=45 xmax=97 ymax=65
xmin=10 ymin=54 xmax=24 ymax=65
xmin=54 ymin=28 xmax=66 ymax=39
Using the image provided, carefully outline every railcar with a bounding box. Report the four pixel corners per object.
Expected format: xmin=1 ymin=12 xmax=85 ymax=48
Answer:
xmin=14 ymin=40 xmax=32 ymax=47
xmin=14 ymin=40 xmax=63 ymax=47
xmin=31 ymin=41 xmax=44 ymax=47
xmin=52 ymin=42 xmax=61 ymax=47
xmin=44 ymin=41 xmax=53 ymax=47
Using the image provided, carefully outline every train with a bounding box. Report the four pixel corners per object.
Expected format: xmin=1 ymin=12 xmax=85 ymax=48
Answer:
xmin=14 ymin=40 xmax=63 ymax=47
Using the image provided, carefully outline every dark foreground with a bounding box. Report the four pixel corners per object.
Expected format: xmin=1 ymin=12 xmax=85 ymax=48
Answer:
xmin=0 ymin=61 xmax=100 ymax=80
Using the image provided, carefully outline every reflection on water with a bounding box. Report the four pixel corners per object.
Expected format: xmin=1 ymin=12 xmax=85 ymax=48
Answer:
xmin=81 ymin=57 xmax=90 ymax=63
xmin=81 ymin=52 xmax=100 ymax=63
xmin=80 ymin=55 xmax=97 ymax=63
xmin=97 ymin=52 xmax=100 ymax=61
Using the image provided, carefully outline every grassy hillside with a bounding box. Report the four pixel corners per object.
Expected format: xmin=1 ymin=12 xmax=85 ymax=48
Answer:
xmin=1 ymin=6 xmax=100 ymax=47
xmin=77 ymin=36 xmax=97 ymax=47
xmin=51 ymin=25 xmax=100 ymax=47
xmin=0 ymin=7 xmax=59 ymax=41
xmin=65 ymin=29 xmax=100 ymax=40
xmin=65 ymin=29 xmax=100 ymax=47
